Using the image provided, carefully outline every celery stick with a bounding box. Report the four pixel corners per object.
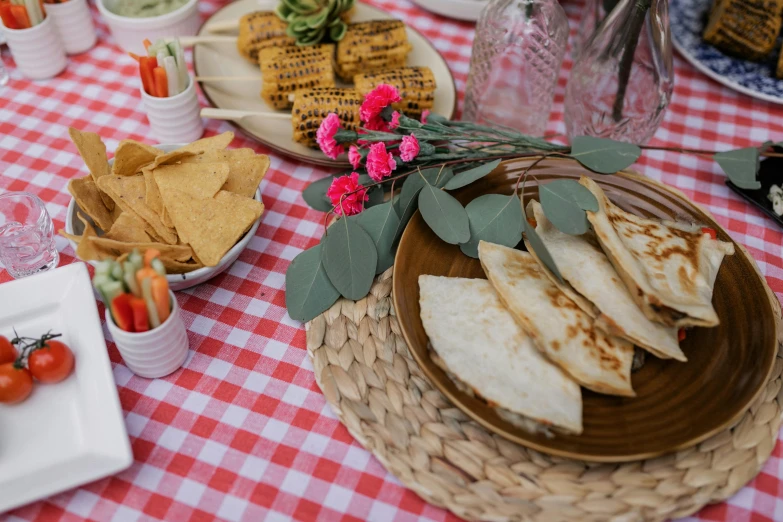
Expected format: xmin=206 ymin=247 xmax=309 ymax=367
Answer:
xmin=111 ymin=262 xmax=124 ymax=282
xmin=101 ymin=280 xmax=124 ymax=305
xmin=163 ymin=56 xmax=179 ymax=96
xmin=176 ymin=45 xmax=189 ymax=93
xmin=141 ymin=278 xmax=161 ymax=328
xmin=123 ymin=262 xmax=142 ymax=296
xmin=128 ymin=250 xmax=143 ymax=273
xmin=151 ymin=258 xmax=166 ymax=276
xmin=157 ymin=50 xmax=168 ymax=69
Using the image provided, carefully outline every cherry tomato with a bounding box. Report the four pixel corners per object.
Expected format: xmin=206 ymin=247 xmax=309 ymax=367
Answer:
xmin=0 ymin=336 xmax=16 ymax=365
xmin=0 ymin=363 xmax=33 ymax=404
xmin=28 ymin=340 xmax=74 ymax=384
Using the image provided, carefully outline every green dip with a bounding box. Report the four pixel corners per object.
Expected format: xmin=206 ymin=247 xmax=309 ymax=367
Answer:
xmin=114 ymin=0 xmax=190 ymax=18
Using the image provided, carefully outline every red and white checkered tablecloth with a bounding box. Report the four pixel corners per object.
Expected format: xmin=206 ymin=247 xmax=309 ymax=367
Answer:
xmin=1 ymin=0 xmax=782 ymax=519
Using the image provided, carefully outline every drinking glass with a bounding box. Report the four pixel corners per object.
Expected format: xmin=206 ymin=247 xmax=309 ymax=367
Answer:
xmin=0 ymin=192 xmax=59 ymax=279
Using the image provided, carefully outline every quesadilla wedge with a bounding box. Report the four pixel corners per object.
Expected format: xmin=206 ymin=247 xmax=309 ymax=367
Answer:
xmin=580 ymin=177 xmax=735 ymax=328
xmin=419 ymin=275 xmax=583 ymax=434
xmin=526 ymin=200 xmax=685 ymax=361
xmin=479 ymin=241 xmax=636 ymax=397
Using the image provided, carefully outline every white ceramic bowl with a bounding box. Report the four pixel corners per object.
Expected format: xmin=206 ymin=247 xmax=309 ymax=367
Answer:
xmin=96 ymin=0 xmax=200 ymax=55
xmin=64 ymin=143 xmax=263 ymax=291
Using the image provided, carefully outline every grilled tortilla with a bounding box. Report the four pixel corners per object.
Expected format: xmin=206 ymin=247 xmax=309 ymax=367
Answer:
xmin=479 ymin=241 xmax=635 ymax=397
xmin=580 ymin=177 xmax=734 ymax=328
xmin=526 ymin=200 xmax=685 ymax=361
xmin=419 ymin=275 xmax=583 ymax=434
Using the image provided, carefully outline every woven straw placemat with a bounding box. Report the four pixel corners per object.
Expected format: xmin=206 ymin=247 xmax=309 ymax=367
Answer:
xmin=306 ymin=259 xmax=783 ymax=522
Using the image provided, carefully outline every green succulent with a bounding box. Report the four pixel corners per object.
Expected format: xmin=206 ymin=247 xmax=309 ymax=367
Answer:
xmin=275 ymin=0 xmax=355 ymax=46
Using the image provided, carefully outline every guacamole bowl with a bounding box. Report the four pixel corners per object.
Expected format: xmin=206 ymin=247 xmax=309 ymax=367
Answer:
xmin=97 ymin=0 xmax=200 ymax=55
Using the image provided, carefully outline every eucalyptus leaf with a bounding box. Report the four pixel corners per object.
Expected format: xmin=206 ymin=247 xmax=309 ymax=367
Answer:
xmin=420 ymin=166 xmax=454 ymax=188
xmin=321 ymin=216 xmax=377 ymax=300
xmin=539 ymin=179 xmax=598 ymax=235
xmin=302 ymin=175 xmax=335 ymax=212
xmin=444 ymin=159 xmax=502 ymax=190
xmin=366 ymin=186 xmax=385 ymax=208
xmin=285 ymin=244 xmax=340 ymax=322
xmin=355 ymin=202 xmax=401 ymax=274
xmin=392 ymin=182 xmax=422 ymax=246
xmin=570 ymin=136 xmax=641 ymax=174
xmin=394 ymin=172 xmax=426 ymax=217
xmin=525 ymin=224 xmax=564 ymax=284
xmin=418 ymin=184 xmax=470 ymax=244
xmin=714 ymin=147 xmax=761 ymax=190
xmin=459 ymin=194 xmax=523 ymax=258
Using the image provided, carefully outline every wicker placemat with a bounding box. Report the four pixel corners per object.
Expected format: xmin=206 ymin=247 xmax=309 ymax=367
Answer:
xmin=306 ymin=261 xmax=783 ymax=522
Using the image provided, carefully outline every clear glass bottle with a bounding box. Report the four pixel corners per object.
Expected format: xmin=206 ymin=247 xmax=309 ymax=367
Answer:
xmin=564 ymin=0 xmax=674 ymax=144
xmin=463 ymin=0 xmax=569 ymax=136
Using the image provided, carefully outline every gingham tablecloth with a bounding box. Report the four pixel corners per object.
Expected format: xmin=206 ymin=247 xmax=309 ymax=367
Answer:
xmin=1 ymin=0 xmax=782 ymax=520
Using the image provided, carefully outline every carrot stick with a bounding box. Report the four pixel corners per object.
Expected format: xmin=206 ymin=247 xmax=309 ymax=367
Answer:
xmin=151 ymin=276 xmax=170 ymax=324
xmin=0 ymin=3 xmax=17 ymax=28
xmin=143 ymin=248 xmax=161 ymax=268
xmin=10 ymin=5 xmax=30 ymax=29
xmin=143 ymin=38 xmax=152 ymax=51
xmin=128 ymin=52 xmax=141 ymax=62
xmin=139 ymin=57 xmax=154 ymax=95
xmin=153 ymin=67 xmax=168 ymax=98
xmin=135 ymin=267 xmax=157 ymax=290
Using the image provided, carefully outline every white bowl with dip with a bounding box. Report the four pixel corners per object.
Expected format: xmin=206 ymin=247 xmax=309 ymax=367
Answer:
xmin=97 ymin=0 xmax=200 ymax=55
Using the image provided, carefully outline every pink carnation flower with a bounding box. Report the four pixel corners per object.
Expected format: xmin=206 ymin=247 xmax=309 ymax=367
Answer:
xmin=421 ymin=109 xmax=430 ymax=124
xmin=348 ymin=145 xmax=362 ymax=170
xmin=389 ymin=111 xmax=401 ymax=130
xmin=326 ymin=173 xmax=368 ymax=216
xmin=365 ymin=142 xmax=397 ymax=182
xmin=399 ymin=135 xmax=420 ymax=162
xmin=360 ymin=84 xmax=402 ymax=130
xmin=316 ymin=113 xmax=345 ymax=160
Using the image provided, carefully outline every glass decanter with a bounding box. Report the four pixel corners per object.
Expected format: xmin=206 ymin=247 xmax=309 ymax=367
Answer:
xmin=564 ymin=0 xmax=674 ymax=144
xmin=463 ymin=0 xmax=569 ymax=136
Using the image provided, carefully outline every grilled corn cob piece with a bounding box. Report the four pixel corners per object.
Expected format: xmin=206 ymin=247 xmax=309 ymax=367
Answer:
xmin=703 ymin=0 xmax=783 ymax=61
xmin=292 ymin=88 xmax=362 ymax=148
xmin=237 ymin=11 xmax=295 ymax=63
xmin=354 ymin=67 xmax=436 ymax=117
xmin=335 ymin=20 xmax=413 ymax=81
xmin=259 ymin=44 xmax=336 ymax=109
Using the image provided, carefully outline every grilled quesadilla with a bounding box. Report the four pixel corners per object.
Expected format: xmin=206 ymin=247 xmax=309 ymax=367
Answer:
xmin=479 ymin=241 xmax=635 ymax=397
xmin=526 ymin=200 xmax=685 ymax=361
xmin=419 ymin=275 xmax=583 ymax=434
xmin=580 ymin=177 xmax=735 ymax=328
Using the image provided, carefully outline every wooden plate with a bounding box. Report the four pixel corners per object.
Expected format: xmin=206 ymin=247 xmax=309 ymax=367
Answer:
xmin=393 ymin=157 xmax=778 ymax=462
xmin=193 ymin=0 xmax=458 ymax=167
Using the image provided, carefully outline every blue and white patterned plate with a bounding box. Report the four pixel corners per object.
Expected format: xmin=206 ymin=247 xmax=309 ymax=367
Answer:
xmin=670 ymin=0 xmax=783 ymax=104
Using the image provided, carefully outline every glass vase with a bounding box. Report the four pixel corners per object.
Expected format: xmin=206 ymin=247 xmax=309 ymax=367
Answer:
xmin=564 ymin=0 xmax=674 ymax=144
xmin=463 ymin=0 xmax=569 ymax=136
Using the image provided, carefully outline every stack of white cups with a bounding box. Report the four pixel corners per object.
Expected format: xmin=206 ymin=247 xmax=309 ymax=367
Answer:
xmin=3 ymin=0 xmax=96 ymax=81
xmin=106 ymin=290 xmax=190 ymax=379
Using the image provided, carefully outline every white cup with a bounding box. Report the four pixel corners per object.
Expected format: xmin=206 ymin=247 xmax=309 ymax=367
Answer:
xmin=45 ymin=0 xmax=97 ymax=55
xmin=106 ymin=290 xmax=189 ymax=379
xmin=141 ymin=76 xmax=204 ymax=143
xmin=4 ymin=16 xmax=67 ymax=80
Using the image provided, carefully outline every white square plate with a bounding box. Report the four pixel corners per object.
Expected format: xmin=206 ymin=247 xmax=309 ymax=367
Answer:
xmin=0 ymin=263 xmax=132 ymax=513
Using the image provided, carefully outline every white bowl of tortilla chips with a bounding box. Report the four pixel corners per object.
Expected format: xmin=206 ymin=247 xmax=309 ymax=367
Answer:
xmin=62 ymin=130 xmax=268 ymax=291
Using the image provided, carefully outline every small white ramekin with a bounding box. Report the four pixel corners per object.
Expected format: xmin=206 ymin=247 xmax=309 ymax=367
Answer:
xmin=96 ymin=0 xmax=200 ymax=55
xmin=4 ymin=16 xmax=67 ymax=80
xmin=45 ymin=0 xmax=97 ymax=55
xmin=106 ymin=290 xmax=189 ymax=379
xmin=141 ymin=76 xmax=204 ymax=143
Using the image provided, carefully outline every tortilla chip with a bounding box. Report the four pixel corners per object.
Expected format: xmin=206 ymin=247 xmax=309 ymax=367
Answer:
xmin=163 ymin=188 xmax=262 ymax=266
xmin=68 ymin=128 xmax=114 ymax=211
xmin=180 ymin=149 xmax=266 ymax=197
xmin=68 ymin=177 xmax=116 ymax=232
xmin=150 ymin=150 xmax=197 ymax=169
xmin=174 ymin=131 xmax=234 ymax=154
xmin=98 ymin=175 xmax=178 ymax=245
xmin=111 ymin=140 xmax=161 ymax=177
xmin=59 ymin=212 xmax=112 ymax=261
xmin=163 ymin=258 xmax=205 ymax=274
xmin=155 ymin=163 xmax=230 ymax=200
xmin=87 ymin=237 xmax=194 ymax=262
xmin=104 ymin=212 xmax=154 ymax=243
xmin=142 ymin=165 xmax=164 ymax=216
xmin=215 ymin=191 xmax=264 ymax=227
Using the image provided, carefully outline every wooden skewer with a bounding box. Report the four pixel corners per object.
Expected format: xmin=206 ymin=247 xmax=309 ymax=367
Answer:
xmin=195 ymin=75 xmax=260 ymax=83
xmin=201 ymin=108 xmax=290 ymax=121
xmin=203 ymin=19 xmax=240 ymax=33
xmin=177 ymin=35 xmax=237 ymax=48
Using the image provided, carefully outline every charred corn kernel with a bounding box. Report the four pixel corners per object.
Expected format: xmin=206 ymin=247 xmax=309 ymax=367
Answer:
xmin=292 ymin=88 xmax=362 ymax=148
xmin=703 ymin=0 xmax=782 ymax=61
xmin=335 ymin=20 xmax=413 ymax=81
xmin=259 ymin=44 xmax=336 ymax=109
xmin=237 ymin=11 xmax=295 ymax=63
xmin=353 ymin=66 xmax=436 ymax=117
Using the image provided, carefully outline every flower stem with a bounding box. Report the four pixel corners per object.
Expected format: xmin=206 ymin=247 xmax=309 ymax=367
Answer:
xmin=612 ymin=0 xmax=651 ymax=122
